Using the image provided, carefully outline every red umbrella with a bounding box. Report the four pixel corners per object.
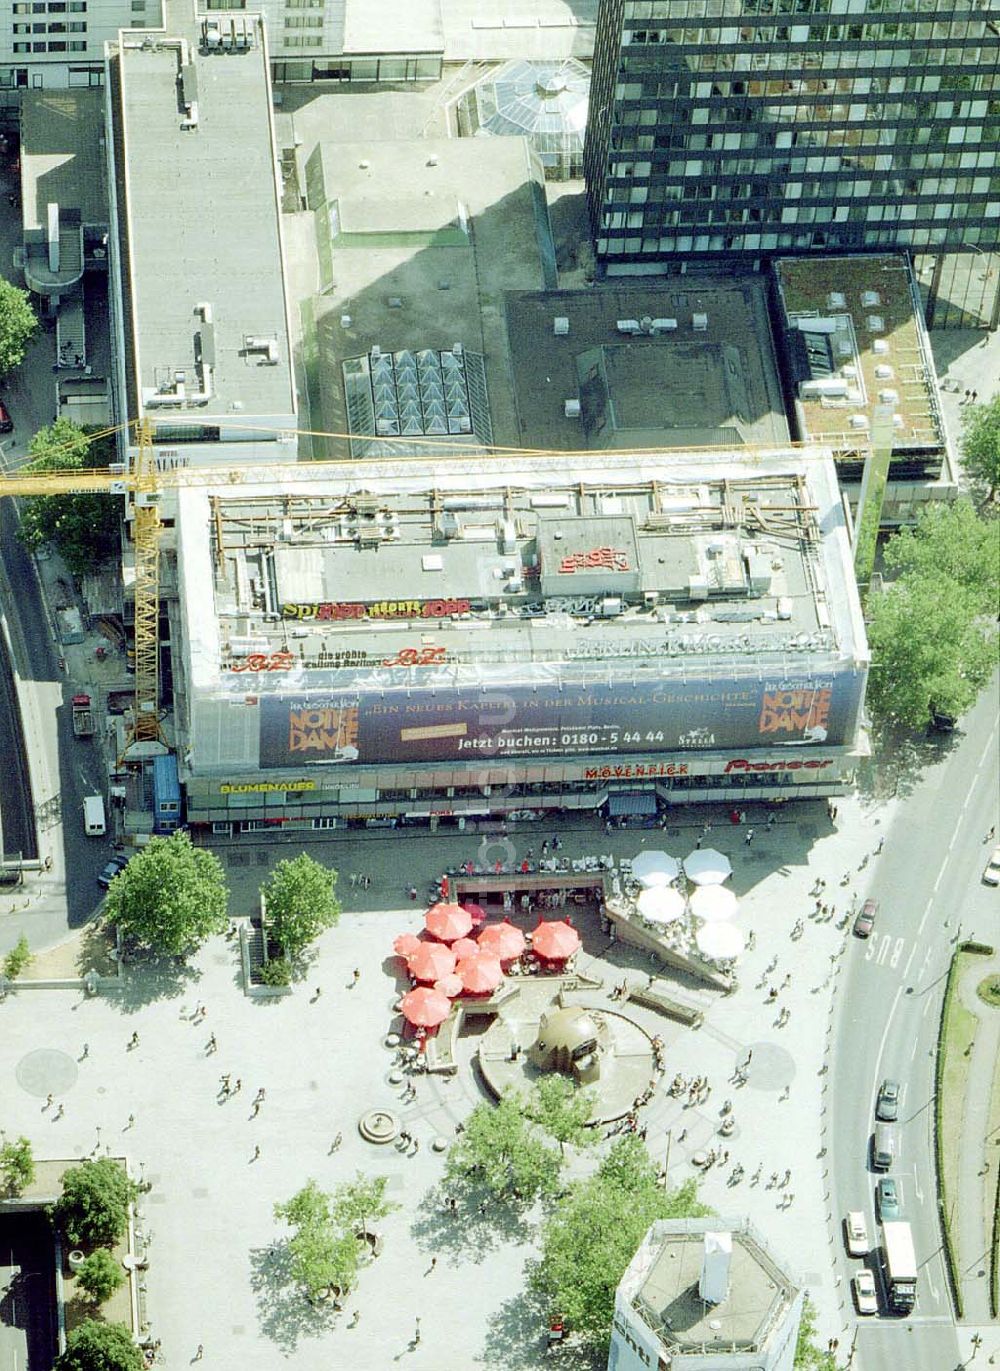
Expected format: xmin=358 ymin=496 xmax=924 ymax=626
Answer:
xmin=457 ymin=955 xmax=503 ymax=995
xmin=451 ymin=937 xmax=480 ymax=961
xmin=434 ymin=973 xmax=463 ymax=998
xmin=393 ymin=932 xmax=421 ymax=958
xmin=461 ymin=901 xmax=487 ymax=926
xmin=400 ymin=986 xmax=451 ymax=1027
xmin=532 ymin=920 xmax=581 ymax=961
xmin=408 ymin=942 xmax=457 ymax=983
xmin=425 ymin=902 xmax=473 ymax=943
xmin=478 ymin=920 xmax=526 ymax=962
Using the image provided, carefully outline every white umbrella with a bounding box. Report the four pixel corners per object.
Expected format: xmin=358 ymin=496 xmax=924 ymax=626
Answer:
xmin=631 ymin=850 xmax=681 ymax=886
xmin=689 ymin=884 xmax=740 ymax=923
xmin=696 ymin=921 xmax=745 ymax=960
xmin=636 ymin=885 xmax=687 ymax=925
xmin=683 ymin=848 xmax=733 ymax=886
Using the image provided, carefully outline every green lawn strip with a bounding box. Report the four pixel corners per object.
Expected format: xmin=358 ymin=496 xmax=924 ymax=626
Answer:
xmin=985 ymin=994 xmax=1000 ymax=1317
xmin=936 ymin=949 xmax=981 ymax=1317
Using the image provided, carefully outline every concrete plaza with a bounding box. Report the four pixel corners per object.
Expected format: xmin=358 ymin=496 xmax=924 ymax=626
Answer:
xmin=0 ymin=787 xmax=910 ymax=1370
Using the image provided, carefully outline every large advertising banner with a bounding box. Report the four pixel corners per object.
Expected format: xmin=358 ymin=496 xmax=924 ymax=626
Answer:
xmin=258 ymin=671 xmax=863 ymax=768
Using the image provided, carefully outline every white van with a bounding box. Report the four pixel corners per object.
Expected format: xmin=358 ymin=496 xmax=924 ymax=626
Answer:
xmin=83 ymin=795 xmax=106 ymax=837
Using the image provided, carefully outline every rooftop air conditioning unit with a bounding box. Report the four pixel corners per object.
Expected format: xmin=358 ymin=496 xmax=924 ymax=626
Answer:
xmin=564 ymin=398 xmax=581 ymax=418
xmin=553 ymin=317 xmax=569 ymax=336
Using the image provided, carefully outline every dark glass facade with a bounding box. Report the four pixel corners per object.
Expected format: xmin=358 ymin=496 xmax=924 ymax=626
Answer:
xmin=585 ymin=0 xmax=1000 ymax=268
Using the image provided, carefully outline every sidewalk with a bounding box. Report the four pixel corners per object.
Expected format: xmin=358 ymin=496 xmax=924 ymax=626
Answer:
xmin=954 ymin=948 xmax=1000 ymax=1323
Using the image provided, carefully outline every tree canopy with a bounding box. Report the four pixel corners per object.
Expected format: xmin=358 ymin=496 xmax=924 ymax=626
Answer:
xmin=444 ymin=1091 xmax=562 ymax=1203
xmin=794 ymin=1296 xmax=836 ymax=1370
xmin=523 ymin=1074 xmax=596 ymax=1155
xmin=17 ymin=420 xmax=122 ymax=577
xmin=54 ymin=1320 xmax=144 ymax=1371
xmin=261 ymin=853 xmax=340 ymax=959
xmin=76 ymin=1247 xmax=126 ymax=1303
xmin=103 ymin=830 xmax=228 ymax=956
xmin=959 ymin=393 xmax=1000 ymax=506
xmin=274 ymin=1179 xmax=361 ymax=1303
xmin=531 ymin=1137 xmax=711 ymax=1349
xmin=866 ymin=565 xmax=995 ymax=730
xmin=54 ymin=1158 xmax=138 ymax=1248
xmin=330 ymin=1173 xmax=397 ymax=1234
xmin=882 ymin=500 xmax=999 ymax=613
xmin=0 ymin=278 xmax=38 ymax=378
xmin=0 ymin=1136 xmax=34 ymax=1196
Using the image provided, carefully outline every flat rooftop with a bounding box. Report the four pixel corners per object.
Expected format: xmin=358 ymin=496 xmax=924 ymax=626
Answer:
xmin=505 ymin=280 xmax=790 ymax=453
xmin=20 ymin=89 xmax=107 ymax=232
xmin=300 ymin=135 xmax=553 ymax=453
xmin=344 ymin=0 xmax=444 ymax=54
xmin=177 ymin=449 xmax=864 ymax=685
xmin=627 ymin=1221 xmax=799 ymax=1354
xmin=439 ymin=0 xmax=597 ymax=61
xmin=115 ymin=25 xmax=295 ymax=423
xmin=772 ymin=254 xmax=945 ymax=458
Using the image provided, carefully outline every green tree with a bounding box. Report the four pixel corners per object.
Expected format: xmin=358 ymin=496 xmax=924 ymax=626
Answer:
xmin=275 ymin=1180 xmax=359 ymax=1303
xmin=866 ymin=574 xmax=995 ymax=730
xmin=261 ymin=853 xmax=340 ymax=959
xmin=330 ymin=1173 xmax=398 ymax=1234
xmin=76 ymin=1247 xmax=125 ymax=1303
xmin=524 ymin=1075 xmax=596 ymax=1155
xmin=2 ymin=934 xmax=32 ymax=980
xmin=16 ymin=420 xmax=121 ymax=577
xmin=960 ymin=394 xmax=1000 ymax=505
xmin=54 ymin=1158 xmax=138 ymax=1248
xmin=444 ymin=1092 xmax=562 ymax=1203
xmin=882 ymin=500 xmax=999 ymax=613
xmin=0 ymin=1136 xmax=35 ymax=1196
xmin=53 ymin=1319 xmax=144 ymax=1371
xmin=794 ymin=1296 xmax=836 ymax=1369
xmin=531 ymin=1138 xmax=711 ymax=1349
xmin=104 ymin=831 xmax=228 ymax=956
xmin=0 ymin=278 xmax=38 ymax=378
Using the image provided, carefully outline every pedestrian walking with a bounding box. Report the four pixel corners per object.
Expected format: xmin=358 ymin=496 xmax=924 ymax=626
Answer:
xmin=350 ymin=1310 xmax=360 ymax=1327
xmin=220 ymin=1074 xmax=231 ymax=1094
xmin=782 ymin=1168 xmax=791 ymax=1187
xmin=745 ymin=828 xmax=754 ymax=846
xmin=751 ymin=1164 xmax=762 ymax=1186
xmin=768 ymin=1171 xmax=779 ymax=1189
xmin=986 ymin=825 xmax=996 ymax=844
xmin=252 ymin=1145 xmax=261 ymax=1161
xmin=44 ymin=1093 xmax=53 ymax=1110
xmin=233 ymin=1078 xmax=242 ymax=1094
xmin=964 ymin=388 xmax=972 ymax=403
xmin=413 ymin=1317 xmax=422 ymax=1345
xmin=255 ymin=1088 xmax=266 ymax=1103
xmin=194 ymin=1346 xmax=204 ymax=1361
xmin=312 ymin=986 xmax=322 ymax=1001
xmin=781 ymin=973 xmax=791 ymax=989
xmin=126 ymin=1114 xmax=135 ymax=1130
xmin=876 ymin=837 xmax=885 ymax=854
xmin=330 ymin=1132 xmax=343 ymax=1153
xmin=81 ymin=1043 xmax=89 ymax=1059
xmin=427 ymin=1256 xmax=437 ymax=1274
xmin=54 ymin=1104 xmax=64 ymax=1119
xmin=352 ymin=968 xmax=361 ymax=985
xmin=349 ymin=872 xmax=357 ymax=887
xmin=971 ymin=389 xmax=978 ymax=403
xmin=746 ymin=930 xmax=756 ymax=950
xmin=767 ymin=812 xmax=776 ymax=827
xmin=129 ymin=1032 xmax=140 ymax=1049
xmin=206 ymin=1034 xmax=217 ymax=1053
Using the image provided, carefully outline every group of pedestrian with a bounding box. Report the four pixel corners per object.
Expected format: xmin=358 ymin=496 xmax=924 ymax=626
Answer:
xmin=961 ymin=389 xmax=980 ymax=404
xmin=398 ymin=1129 xmax=419 ymax=1155
xmin=348 ymin=873 xmax=372 ymax=889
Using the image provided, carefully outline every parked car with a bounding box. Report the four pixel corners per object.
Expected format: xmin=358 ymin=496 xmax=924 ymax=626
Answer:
xmin=97 ymin=855 xmax=129 ymax=889
xmin=876 ymin=1078 xmax=900 ymax=1122
xmin=854 ymin=898 xmax=878 ymax=938
xmin=853 ymin=1268 xmax=879 ymax=1315
xmin=876 ymin=1176 xmax=901 ymax=1221
xmin=983 ymin=846 xmax=1000 ymax=887
xmin=0 ymin=400 xmax=12 ymax=434
xmin=845 ymin=1210 xmax=869 ymax=1257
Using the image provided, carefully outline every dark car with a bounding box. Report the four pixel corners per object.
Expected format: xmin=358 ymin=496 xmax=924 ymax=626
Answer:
xmin=97 ymin=855 xmax=129 ymax=889
xmin=0 ymin=401 xmax=12 ymax=434
xmin=876 ymin=1175 xmax=901 ymax=1221
xmin=853 ymin=897 xmax=878 ymax=938
xmin=876 ymin=1078 xmax=900 ymax=1122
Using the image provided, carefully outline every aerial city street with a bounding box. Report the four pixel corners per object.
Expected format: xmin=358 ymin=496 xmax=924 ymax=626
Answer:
xmin=0 ymin=2 xmax=997 ymax=1370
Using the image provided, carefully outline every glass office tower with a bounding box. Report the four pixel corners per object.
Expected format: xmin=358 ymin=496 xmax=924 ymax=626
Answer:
xmin=584 ymin=0 xmax=1000 ymax=269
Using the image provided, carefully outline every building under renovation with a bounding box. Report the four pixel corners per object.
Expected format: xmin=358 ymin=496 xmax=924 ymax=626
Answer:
xmin=170 ymin=447 xmax=870 ymax=834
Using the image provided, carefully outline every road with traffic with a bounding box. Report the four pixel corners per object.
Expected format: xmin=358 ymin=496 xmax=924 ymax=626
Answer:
xmin=829 ymin=680 xmax=999 ymax=1370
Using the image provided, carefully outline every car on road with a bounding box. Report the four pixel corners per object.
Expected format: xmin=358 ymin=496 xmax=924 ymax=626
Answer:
xmin=853 ymin=897 xmax=878 ymax=938
xmin=983 ymin=846 xmax=1000 ymax=887
xmin=97 ymin=855 xmax=129 ymax=888
xmin=0 ymin=400 xmax=12 ymax=434
xmin=876 ymin=1078 xmax=900 ymax=1122
xmin=853 ymin=1268 xmax=879 ymax=1315
xmin=876 ymin=1176 xmax=901 ymax=1221
xmin=845 ymin=1210 xmax=869 ymax=1257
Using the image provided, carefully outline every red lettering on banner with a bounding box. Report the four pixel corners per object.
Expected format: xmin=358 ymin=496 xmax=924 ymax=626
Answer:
xmin=558 ymin=547 xmax=631 ymax=574
xmin=230 ymin=651 xmax=294 ymax=673
xmin=380 ymin=646 xmax=448 ymax=668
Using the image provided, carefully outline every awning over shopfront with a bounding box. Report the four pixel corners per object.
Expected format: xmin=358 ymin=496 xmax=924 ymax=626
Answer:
xmin=607 ymin=791 xmax=657 ymax=817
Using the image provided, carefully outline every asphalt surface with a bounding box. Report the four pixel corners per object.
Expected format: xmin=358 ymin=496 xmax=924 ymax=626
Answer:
xmin=0 ymin=1211 xmax=58 ymax=1371
xmin=828 ymin=680 xmax=999 ymax=1370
